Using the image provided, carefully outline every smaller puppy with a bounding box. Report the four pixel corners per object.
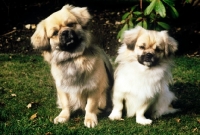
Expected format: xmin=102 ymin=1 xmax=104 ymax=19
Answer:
xmin=109 ymin=26 xmax=179 ymax=125
xmin=31 ymin=5 xmax=113 ymax=128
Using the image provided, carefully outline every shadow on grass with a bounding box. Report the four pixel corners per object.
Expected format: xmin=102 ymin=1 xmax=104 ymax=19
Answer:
xmin=173 ymin=82 xmax=200 ymax=115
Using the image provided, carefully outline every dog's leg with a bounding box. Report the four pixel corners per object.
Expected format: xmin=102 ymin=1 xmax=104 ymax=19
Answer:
xmin=98 ymin=90 xmax=107 ymax=110
xmin=84 ymin=91 xmax=99 ymax=128
xmin=126 ymin=96 xmax=136 ymax=117
xmin=108 ymin=91 xmax=124 ymax=120
xmin=54 ymin=88 xmax=70 ymax=124
xmin=151 ymin=89 xmax=180 ymax=119
xmin=136 ymin=103 xmax=152 ymax=125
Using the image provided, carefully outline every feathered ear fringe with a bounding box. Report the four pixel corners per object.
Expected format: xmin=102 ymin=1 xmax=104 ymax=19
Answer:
xmin=122 ymin=26 xmax=145 ymax=50
xmin=31 ymin=20 xmax=50 ymax=51
xmin=160 ymin=31 xmax=178 ymax=56
xmin=63 ymin=4 xmax=91 ymax=26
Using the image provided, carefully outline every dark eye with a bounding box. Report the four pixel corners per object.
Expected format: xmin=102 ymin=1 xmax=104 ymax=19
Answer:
xmin=66 ymin=22 xmax=76 ymax=27
xmin=52 ymin=30 xmax=58 ymax=36
xmin=155 ymin=47 xmax=161 ymax=52
xmin=139 ymin=46 xmax=145 ymax=50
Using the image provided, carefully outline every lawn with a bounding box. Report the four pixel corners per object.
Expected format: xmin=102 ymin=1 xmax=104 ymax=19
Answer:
xmin=0 ymin=54 xmax=199 ymax=135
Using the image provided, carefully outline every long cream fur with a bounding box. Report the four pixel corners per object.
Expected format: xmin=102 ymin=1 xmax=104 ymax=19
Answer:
xmin=31 ymin=5 xmax=113 ymax=128
xmin=109 ymin=26 xmax=179 ymax=125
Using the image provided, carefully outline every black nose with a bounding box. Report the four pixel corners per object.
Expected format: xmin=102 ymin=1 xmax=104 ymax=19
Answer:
xmin=144 ymin=53 xmax=153 ymax=62
xmin=60 ymin=30 xmax=76 ymax=45
xmin=58 ymin=29 xmax=80 ymax=51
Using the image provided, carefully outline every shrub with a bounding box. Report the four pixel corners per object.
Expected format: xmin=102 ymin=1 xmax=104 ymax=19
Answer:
xmin=117 ymin=0 xmax=183 ymax=41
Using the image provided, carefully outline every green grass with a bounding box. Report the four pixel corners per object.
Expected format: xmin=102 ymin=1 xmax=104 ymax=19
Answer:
xmin=0 ymin=54 xmax=199 ymax=135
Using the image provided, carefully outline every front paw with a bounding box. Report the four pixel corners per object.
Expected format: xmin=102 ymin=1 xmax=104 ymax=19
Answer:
xmin=151 ymin=113 xmax=161 ymax=119
xmin=136 ymin=117 xmax=152 ymax=125
xmin=84 ymin=113 xmax=98 ymax=128
xmin=54 ymin=116 xmax=69 ymax=124
xmin=108 ymin=110 xmax=122 ymax=120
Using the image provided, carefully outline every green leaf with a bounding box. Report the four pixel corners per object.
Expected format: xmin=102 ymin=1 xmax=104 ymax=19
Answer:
xmin=163 ymin=0 xmax=175 ymax=6
xmin=117 ymin=25 xmax=123 ymax=39
xmin=155 ymin=0 xmax=166 ymax=18
xmin=122 ymin=23 xmax=128 ymax=31
xmin=117 ymin=30 xmax=122 ymax=39
xmin=157 ymin=21 xmax=170 ymax=29
xmin=131 ymin=5 xmax=137 ymax=11
xmin=122 ymin=12 xmax=130 ymax=20
xmin=149 ymin=12 xmax=156 ymax=19
xmin=133 ymin=11 xmax=143 ymax=15
xmin=136 ymin=17 xmax=143 ymax=22
xmin=155 ymin=26 xmax=161 ymax=31
xmin=129 ymin=19 xmax=134 ymax=29
xmin=142 ymin=20 xmax=148 ymax=29
xmin=169 ymin=6 xmax=179 ymax=18
xmin=121 ymin=20 xmax=126 ymax=24
xmin=144 ymin=0 xmax=156 ymax=15
xmin=136 ymin=21 xmax=143 ymax=27
xmin=117 ymin=23 xmax=128 ymax=39
xmin=185 ymin=0 xmax=191 ymax=3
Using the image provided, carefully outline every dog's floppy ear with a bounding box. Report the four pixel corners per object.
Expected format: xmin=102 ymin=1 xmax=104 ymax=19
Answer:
xmin=122 ymin=26 xmax=145 ymax=50
xmin=160 ymin=31 xmax=178 ymax=56
xmin=63 ymin=5 xmax=91 ymax=26
xmin=71 ymin=7 xmax=91 ymax=26
xmin=31 ymin=20 xmax=50 ymax=50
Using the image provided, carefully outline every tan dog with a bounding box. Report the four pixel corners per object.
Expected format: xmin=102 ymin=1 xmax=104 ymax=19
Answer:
xmin=109 ymin=26 xmax=179 ymax=125
xmin=31 ymin=5 xmax=113 ymax=128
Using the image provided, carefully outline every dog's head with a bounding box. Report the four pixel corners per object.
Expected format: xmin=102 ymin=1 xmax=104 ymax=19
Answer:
xmin=122 ymin=26 xmax=178 ymax=67
xmin=31 ymin=5 xmax=91 ymax=53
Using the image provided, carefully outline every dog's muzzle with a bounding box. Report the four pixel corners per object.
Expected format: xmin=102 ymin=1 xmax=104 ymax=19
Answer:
xmin=144 ymin=53 xmax=153 ymax=62
xmin=58 ymin=29 xmax=80 ymax=51
xmin=138 ymin=53 xmax=158 ymax=67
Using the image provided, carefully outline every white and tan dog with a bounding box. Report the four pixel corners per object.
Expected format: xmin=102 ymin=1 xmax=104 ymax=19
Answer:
xmin=31 ymin=5 xmax=113 ymax=128
xmin=109 ymin=26 xmax=179 ymax=125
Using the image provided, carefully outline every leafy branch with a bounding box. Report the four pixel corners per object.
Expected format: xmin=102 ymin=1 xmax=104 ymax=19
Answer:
xmin=117 ymin=0 xmax=179 ymax=41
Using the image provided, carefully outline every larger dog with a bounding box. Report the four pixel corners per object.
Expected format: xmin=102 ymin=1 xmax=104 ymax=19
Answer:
xmin=31 ymin=5 xmax=113 ymax=128
xmin=109 ymin=26 xmax=179 ymax=125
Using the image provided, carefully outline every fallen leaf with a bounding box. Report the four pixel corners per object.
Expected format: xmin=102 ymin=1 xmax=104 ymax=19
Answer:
xmin=27 ymin=102 xmax=34 ymax=109
xmin=176 ymin=27 xmax=181 ymax=31
xmin=16 ymin=37 xmax=21 ymax=42
xmin=175 ymin=118 xmax=181 ymax=123
xmin=31 ymin=24 xmax=36 ymax=29
xmin=45 ymin=132 xmax=52 ymax=135
xmin=115 ymin=21 xmax=121 ymax=25
xmin=74 ymin=117 xmax=81 ymax=122
xmin=192 ymin=127 xmax=198 ymax=132
xmin=197 ymin=119 xmax=200 ymax=123
xmin=30 ymin=113 xmax=37 ymax=120
xmin=25 ymin=24 xmax=36 ymax=29
xmin=25 ymin=24 xmax=31 ymax=29
xmin=105 ymin=20 xmax=109 ymax=24
xmin=11 ymin=94 xmax=16 ymax=97
xmin=69 ymin=127 xmax=76 ymax=130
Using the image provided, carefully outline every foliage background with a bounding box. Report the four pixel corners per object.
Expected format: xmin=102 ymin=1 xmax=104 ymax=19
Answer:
xmin=0 ymin=0 xmax=200 ymax=56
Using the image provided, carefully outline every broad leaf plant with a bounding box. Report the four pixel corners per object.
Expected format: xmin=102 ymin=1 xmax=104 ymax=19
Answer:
xmin=117 ymin=0 xmax=182 ymax=41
